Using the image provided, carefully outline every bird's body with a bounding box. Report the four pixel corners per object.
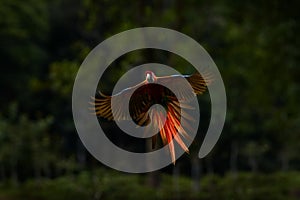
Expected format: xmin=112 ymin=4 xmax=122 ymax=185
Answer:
xmin=91 ymin=70 xmax=212 ymax=163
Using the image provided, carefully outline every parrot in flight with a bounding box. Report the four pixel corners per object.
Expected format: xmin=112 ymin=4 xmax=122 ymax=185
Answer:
xmin=91 ymin=70 xmax=212 ymax=164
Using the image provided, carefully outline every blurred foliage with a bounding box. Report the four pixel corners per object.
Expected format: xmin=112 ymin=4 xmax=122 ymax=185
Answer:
xmin=0 ymin=0 xmax=300 ymax=198
xmin=48 ymin=60 xmax=79 ymax=97
xmin=0 ymin=169 xmax=300 ymax=199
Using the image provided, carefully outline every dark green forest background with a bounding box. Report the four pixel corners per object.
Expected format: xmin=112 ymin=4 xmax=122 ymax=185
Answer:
xmin=0 ymin=0 xmax=299 ymax=199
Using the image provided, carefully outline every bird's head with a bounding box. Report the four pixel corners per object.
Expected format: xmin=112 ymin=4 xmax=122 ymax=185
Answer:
xmin=145 ymin=71 xmax=157 ymax=83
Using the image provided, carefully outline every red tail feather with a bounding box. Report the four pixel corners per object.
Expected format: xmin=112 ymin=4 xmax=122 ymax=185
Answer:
xmin=149 ymin=104 xmax=189 ymax=164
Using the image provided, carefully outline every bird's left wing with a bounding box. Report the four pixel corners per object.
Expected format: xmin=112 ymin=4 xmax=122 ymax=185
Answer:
xmin=156 ymin=71 xmax=213 ymax=100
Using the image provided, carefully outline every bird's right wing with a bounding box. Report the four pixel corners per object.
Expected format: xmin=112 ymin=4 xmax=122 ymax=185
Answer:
xmin=90 ymin=80 xmax=152 ymax=122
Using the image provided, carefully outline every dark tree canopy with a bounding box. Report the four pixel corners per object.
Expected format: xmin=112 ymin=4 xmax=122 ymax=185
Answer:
xmin=0 ymin=0 xmax=299 ymax=199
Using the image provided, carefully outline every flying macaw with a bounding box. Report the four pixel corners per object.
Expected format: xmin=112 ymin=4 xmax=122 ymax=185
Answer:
xmin=91 ymin=70 xmax=212 ymax=164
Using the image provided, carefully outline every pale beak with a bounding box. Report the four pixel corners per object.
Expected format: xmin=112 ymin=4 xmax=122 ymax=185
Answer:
xmin=146 ymin=74 xmax=150 ymax=80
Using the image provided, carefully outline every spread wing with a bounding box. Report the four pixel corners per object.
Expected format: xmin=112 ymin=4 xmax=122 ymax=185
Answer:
xmin=91 ymin=71 xmax=213 ymax=122
xmin=156 ymin=71 xmax=213 ymax=100
xmin=90 ymin=80 xmax=148 ymax=121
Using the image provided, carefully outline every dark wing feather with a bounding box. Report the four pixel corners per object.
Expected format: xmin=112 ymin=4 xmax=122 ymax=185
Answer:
xmin=128 ymin=84 xmax=170 ymax=126
xmin=185 ymin=71 xmax=213 ymax=95
xmin=156 ymin=70 xmax=213 ymax=100
xmin=90 ymin=81 xmax=149 ymax=121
